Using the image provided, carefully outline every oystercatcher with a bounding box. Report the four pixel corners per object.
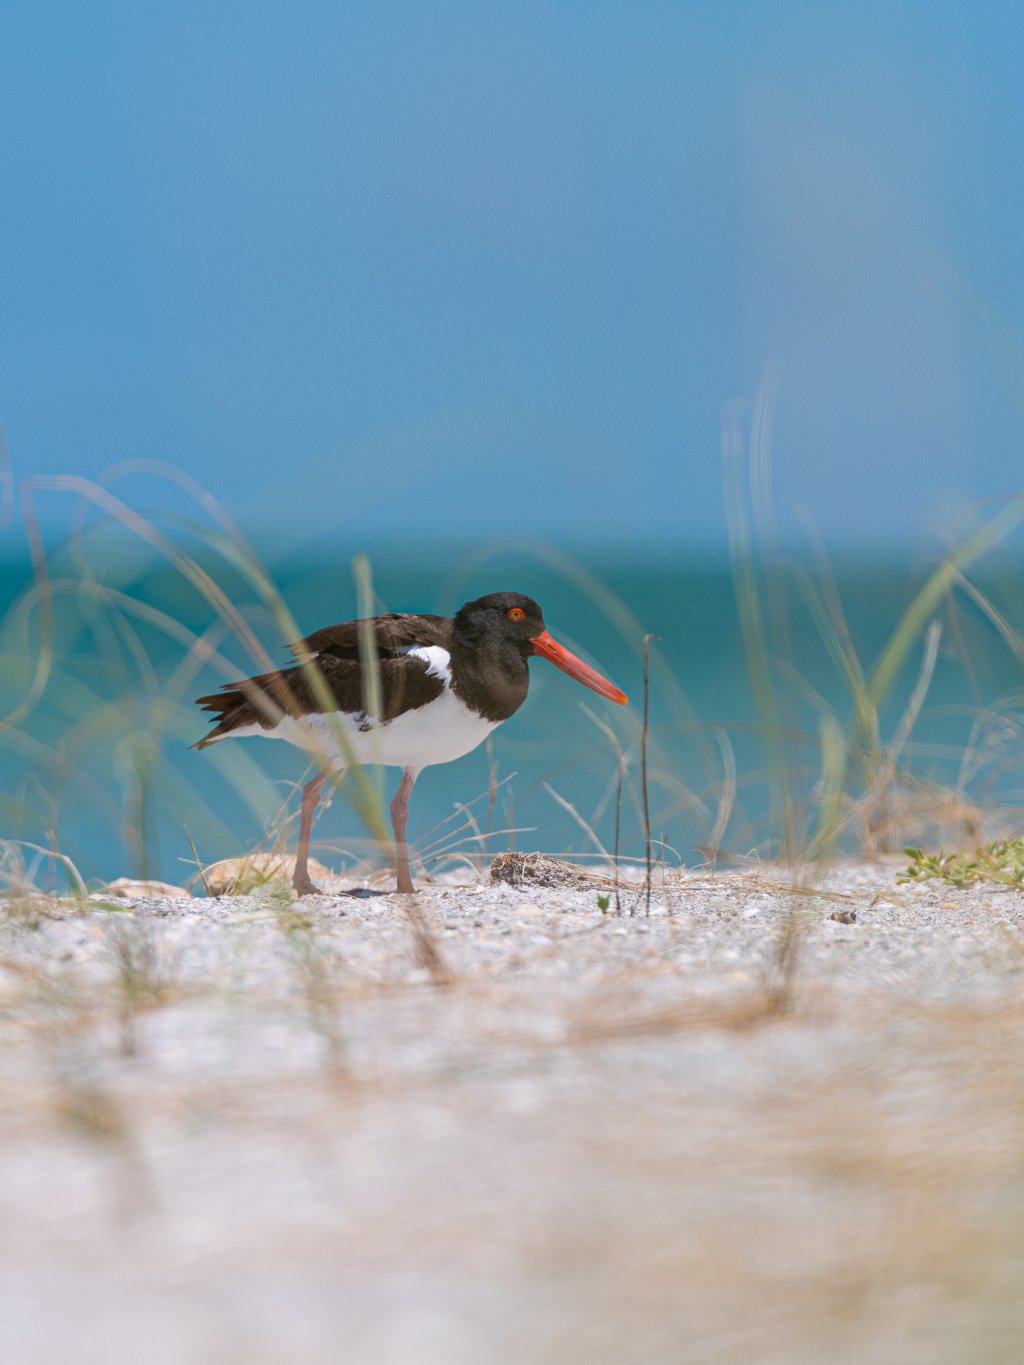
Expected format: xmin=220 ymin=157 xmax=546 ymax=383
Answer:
xmin=193 ymin=592 xmax=627 ymax=895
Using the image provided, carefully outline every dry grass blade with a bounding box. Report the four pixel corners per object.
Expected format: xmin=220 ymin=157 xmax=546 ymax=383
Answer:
xmin=707 ymin=727 xmax=737 ymax=859
xmin=102 ymin=912 xmax=180 ymax=1056
xmin=271 ymin=896 xmax=348 ymax=1077
xmin=766 ymin=900 xmax=803 ymax=1015
xmin=183 ymin=827 xmax=213 ymax=896
xmin=399 ymin=898 xmax=455 ymax=987
xmin=805 ymin=713 xmax=848 ymax=862
xmin=792 ymin=508 xmax=876 ymax=744
xmin=889 ymin=619 xmax=942 ymax=764
xmin=869 ymin=493 xmax=1024 ymax=709
xmin=353 ymin=552 xmax=386 ymax=813
xmin=722 ymin=390 xmax=796 ymax=860
xmin=1 ymin=839 xmax=88 ymax=900
xmin=543 ymin=782 xmax=609 ymax=859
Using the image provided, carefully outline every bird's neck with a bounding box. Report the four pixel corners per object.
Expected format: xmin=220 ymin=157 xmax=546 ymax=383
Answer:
xmin=449 ymin=632 xmax=530 ymax=723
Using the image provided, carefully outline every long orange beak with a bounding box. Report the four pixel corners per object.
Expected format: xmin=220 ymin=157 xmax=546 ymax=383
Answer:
xmin=530 ymin=629 xmax=628 ymax=705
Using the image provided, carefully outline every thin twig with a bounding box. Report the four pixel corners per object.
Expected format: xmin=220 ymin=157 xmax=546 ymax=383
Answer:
xmin=641 ymin=634 xmax=658 ymax=915
xmin=614 ymin=763 xmax=622 ymax=914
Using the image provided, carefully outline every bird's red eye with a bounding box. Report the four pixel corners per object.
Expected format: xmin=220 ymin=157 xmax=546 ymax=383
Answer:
xmin=507 ymin=607 xmax=525 ymax=621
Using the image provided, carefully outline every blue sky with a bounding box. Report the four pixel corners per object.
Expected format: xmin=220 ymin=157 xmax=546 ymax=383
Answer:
xmin=2 ymin=2 xmax=1023 ymax=555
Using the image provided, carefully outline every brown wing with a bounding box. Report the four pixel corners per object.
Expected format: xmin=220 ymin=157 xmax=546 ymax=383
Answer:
xmin=193 ymin=615 xmax=452 ymax=748
xmin=290 ymin=613 xmax=453 ymax=662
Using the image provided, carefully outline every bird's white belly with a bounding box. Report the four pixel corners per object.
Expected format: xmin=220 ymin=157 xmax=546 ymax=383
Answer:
xmin=227 ymin=689 xmax=500 ymax=771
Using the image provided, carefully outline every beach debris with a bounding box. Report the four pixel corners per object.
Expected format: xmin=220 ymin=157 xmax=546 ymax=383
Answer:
xmin=489 ymin=851 xmax=594 ymax=890
xmin=103 ymin=877 xmax=184 ymax=899
xmin=199 ymin=854 xmax=333 ymax=897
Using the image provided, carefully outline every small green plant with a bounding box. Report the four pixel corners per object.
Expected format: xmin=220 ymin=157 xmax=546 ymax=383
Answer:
xmin=899 ymin=838 xmax=1024 ymax=890
xmin=596 ymin=893 xmax=610 ymax=912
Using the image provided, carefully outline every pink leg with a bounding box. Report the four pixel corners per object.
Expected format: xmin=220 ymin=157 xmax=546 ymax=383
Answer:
xmin=293 ymin=772 xmax=326 ymax=897
xmin=390 ymin=767 xmax=419 ymax=894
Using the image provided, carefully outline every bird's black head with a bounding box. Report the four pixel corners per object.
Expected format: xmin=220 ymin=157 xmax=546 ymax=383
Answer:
xmin=452 ymin=590 xmax=628 ymax=716
xmin=453 ymin=592 xmax=546 ymax=653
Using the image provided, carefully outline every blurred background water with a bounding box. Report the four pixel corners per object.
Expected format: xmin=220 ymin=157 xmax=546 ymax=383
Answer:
xmin=3 ymin=534 xmax=1023 ymax=885
xmin=3 ymin=3 xmax=1024 ymax=882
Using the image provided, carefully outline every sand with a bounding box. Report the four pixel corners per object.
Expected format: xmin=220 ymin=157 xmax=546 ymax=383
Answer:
xmin=2 ymin=860 xmax=1024 ymax=1364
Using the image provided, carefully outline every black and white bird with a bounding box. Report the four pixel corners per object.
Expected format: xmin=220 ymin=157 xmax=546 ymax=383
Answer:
xmin=193 ymin=592 xmax=628 ymax=895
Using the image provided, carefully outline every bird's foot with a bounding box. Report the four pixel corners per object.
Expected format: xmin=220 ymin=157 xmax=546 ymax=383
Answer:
xmin=292 ymin=875 xmax=322 ymax=898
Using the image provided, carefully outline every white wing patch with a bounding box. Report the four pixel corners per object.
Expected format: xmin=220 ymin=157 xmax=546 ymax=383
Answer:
xmin=404 ymin=645 xmax=452 ymax=685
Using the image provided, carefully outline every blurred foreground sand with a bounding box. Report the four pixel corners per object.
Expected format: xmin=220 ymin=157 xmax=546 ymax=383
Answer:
xmin=2 ymin=863 xmax=1023 ymax=1364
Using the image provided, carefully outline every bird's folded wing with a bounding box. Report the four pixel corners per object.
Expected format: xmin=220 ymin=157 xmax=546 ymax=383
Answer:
xmin=289 ymin=613 xmax=453 ymax=662
xmin=194 ymin=648 xmax=446 ymax=739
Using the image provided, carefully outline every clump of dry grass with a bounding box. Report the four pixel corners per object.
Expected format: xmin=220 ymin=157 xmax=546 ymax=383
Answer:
xmin=490 ymin=851 xmax=596 ymax=890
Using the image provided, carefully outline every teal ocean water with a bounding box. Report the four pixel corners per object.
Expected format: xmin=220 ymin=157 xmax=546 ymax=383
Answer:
xmin=2 ymin=542 xmax=1022 ymax=886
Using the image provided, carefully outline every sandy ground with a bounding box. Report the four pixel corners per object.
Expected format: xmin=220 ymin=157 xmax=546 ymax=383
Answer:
xmin=2 ymin=860 xmax=1024 ymax=1364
